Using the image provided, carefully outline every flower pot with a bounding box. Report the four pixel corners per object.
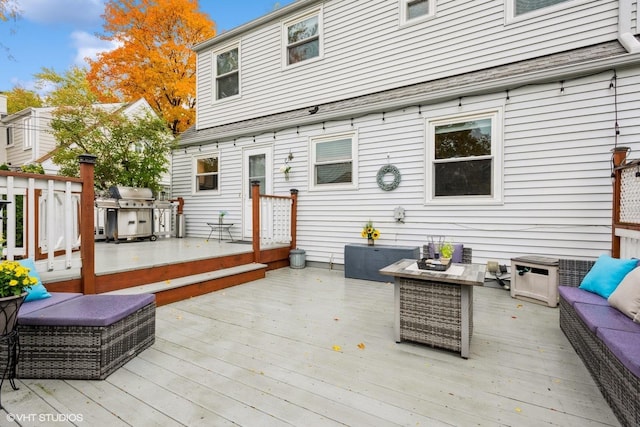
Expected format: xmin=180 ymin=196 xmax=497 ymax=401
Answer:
xmin=0 ymin=292 xmax=27 ymax=336
xmin=368 ymin=238 xmax=374 ymax=246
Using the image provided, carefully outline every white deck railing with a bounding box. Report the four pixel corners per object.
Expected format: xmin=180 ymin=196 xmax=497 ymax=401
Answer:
xmin=259 ymin=195 xmax=293 ymax=246
xmin=0 ymin=172 xmax=83 ymax=272
xmin=614 ymin=161 xmax=640 ymax=256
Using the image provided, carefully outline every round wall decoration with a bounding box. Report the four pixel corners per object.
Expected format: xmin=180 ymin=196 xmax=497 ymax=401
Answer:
xmin=377 ymin=164 xmax=401 ymax=191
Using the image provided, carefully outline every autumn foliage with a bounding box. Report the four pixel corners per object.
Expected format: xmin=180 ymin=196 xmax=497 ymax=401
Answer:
xmin=87 ymin=0 xmax=216 ymax=135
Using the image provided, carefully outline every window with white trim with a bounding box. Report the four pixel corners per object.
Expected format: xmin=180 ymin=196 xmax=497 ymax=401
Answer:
xmin=311 ymin=132 xmax=357 ymax=190
xmin=506 ymin=0 xmax=576 ymax=21
xmin=284 ymin=10 xmax=322 ymax=66
xmin=400 ymin=0 xmax=435 ymax=24
xmin=194 ymin=154 xmax=219 ymax=193
xmin=427 ymin=110 xmax=502 ymax=203
xmin=23 ymin=117 xmax=33 ymax=149
xmin=6 ymin=126 xmax=13 ymax=146
xmin=214 ymin=45 xmax=239 ymax=100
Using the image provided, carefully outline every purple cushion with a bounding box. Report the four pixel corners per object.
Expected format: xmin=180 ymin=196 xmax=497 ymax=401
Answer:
xmin=596 ymin=328 xmax=640 ymax=378
xmin=574 ymin=302 xmax=640 ymax=333
xmin=19 ymin=294 xmax=155 ymax=327
xmin=559 ymin=286 xmax=609 ymax=307
xmin=18 ymin=292 xmax=83 ymax=317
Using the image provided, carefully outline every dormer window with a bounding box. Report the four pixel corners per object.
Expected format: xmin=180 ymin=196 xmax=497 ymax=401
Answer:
xmin=284 ymin=10 xmax=322 ymax=66
xmin=214 ymin=46 xmax=239 ymax=100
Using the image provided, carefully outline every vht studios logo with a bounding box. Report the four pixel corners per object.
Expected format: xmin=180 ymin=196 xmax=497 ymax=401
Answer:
xmin=6 ymin=413 xmax=84 ymax=423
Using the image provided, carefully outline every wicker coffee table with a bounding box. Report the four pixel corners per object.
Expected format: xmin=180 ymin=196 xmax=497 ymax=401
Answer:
xmin=380 ymin=259 xmax=485 ymax=358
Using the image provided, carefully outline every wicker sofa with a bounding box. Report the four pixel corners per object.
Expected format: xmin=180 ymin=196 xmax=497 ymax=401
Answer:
xmin=1 ymin=292 xmax=156 ymax=380
xmin=558 ymin=259 xmax=640 ymax=427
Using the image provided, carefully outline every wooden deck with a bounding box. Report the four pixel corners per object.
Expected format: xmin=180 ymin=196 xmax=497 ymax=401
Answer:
xmin=2 ymin=266 xmax=619 ymax=426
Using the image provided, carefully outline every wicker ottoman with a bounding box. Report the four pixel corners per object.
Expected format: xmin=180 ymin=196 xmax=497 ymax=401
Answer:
xmin=15 ymin=294 xmax=155 ymax=379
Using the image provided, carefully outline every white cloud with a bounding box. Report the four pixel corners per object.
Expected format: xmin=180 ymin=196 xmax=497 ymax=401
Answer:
xmin=71 ymin=30 xmax=120 ymax=65
xmin=19 ymin=0 xmax=105 ymax=25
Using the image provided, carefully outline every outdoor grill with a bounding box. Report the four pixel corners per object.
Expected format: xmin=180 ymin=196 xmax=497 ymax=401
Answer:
xmin=95 ymin=186 xmax=158 ymax=242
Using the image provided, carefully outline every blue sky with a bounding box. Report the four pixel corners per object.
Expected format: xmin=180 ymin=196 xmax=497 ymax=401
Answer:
xmin=0 ymin=0 xmax=295 ymax=92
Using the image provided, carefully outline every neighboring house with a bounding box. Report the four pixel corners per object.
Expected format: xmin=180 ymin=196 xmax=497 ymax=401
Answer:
xmin=0 ymin=98 xmax=170 ymax=189
xmin=174 ymin=0 xmax=640 ymax=266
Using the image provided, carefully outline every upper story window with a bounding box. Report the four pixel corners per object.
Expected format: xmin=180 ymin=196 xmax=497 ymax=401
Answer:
xmin=284 ymin=10 xmax=322 ymax=66
xmin=426 ymin=109 xmax=503 ymax=204
xmin=311 ymin=132 xmax=357 ymax=190
xmin=515 ymin=0 xmax=569 ymax=15
xmin=6 ymin=126 xmax=13 ymax=146
xmin=23 ymin=117 xmax=33 ymax=149
xmin=214 ymin=45 xmax=239 ymax=100
xmin=506 ymin=0 xmax=576 ymax=22
xmin=400 ymin=0 xmax=435 ymax=25
xmin=194 ymin=153 xmax=219 ymax=193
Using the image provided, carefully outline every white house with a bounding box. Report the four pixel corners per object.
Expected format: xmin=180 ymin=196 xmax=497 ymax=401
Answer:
xmin=174 ymin=0 xmax=640 ymax=267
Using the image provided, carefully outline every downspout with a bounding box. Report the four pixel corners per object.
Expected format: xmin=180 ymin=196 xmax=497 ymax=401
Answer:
xmin=619 ymin=0 xmax=640 ymax=53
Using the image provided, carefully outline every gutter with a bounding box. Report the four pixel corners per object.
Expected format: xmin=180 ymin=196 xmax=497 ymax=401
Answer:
xmin=180 ymin=50 xmax=640 ymax=146
xmin=619 ymin=0 xmax=640 ymax=53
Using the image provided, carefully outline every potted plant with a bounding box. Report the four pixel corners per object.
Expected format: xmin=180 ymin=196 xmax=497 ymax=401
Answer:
xmin=0 ymin=260 xmax=38 ymax=335
xmin=361 ymin=220 xmax=380 ymax=246
xmin=440 ymin=242 xmax=454 ymax=261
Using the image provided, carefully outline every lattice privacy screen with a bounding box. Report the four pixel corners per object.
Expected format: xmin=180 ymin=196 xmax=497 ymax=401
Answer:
xmin=619 ymin=167 xmax=640 ymax=224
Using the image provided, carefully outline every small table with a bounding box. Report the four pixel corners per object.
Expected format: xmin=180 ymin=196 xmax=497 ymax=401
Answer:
xmin=206 ymin=222 xmax=234 ymax=242
xmin=379 ymin=259 xmax=485 ymax=358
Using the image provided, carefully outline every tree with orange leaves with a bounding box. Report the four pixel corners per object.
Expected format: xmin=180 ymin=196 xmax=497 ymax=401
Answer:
xmin=87 ymin=0 xmax=215 ymax=135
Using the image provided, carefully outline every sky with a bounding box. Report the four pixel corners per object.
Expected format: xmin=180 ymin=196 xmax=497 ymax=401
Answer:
xmin=0 ymin=0 xmax=295 ymax=92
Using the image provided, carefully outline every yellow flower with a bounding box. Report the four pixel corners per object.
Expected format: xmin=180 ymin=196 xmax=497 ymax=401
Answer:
xmin=9 ymin=280 xmax=17 ymax=286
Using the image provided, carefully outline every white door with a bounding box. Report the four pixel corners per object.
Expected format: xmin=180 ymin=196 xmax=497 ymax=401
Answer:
xmin=242 ymin=146 xmax=273 ymax=240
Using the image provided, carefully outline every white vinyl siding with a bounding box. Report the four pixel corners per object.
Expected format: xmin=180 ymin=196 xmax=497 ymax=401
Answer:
xmin=195 ymin=0 xmax=618 ymax=130
xmin=176 ymin=68 xmax=640 ymax=265
xmin=505 ymin=0 xmax=590 ymax=22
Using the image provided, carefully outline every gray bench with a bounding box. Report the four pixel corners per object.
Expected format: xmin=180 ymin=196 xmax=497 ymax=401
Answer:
xmin=1 ymin=293 xmax=155 ymax=379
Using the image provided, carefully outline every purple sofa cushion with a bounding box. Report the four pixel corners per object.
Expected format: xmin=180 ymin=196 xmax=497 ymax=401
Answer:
xmin=574 ymin=302 xmax=640 ymax=334
xmin=559 ymin=286 xmax=609 ymax=307
xmin=596 ymin=328 xmax=640 ymax=378
xmin=19 ymin=294 xmax=155 ymax=327
xmin=18 ymin=292 xmax=83 ymax=317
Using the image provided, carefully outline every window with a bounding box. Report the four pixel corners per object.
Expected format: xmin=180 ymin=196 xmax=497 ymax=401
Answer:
xmin=214 ymin=46 xmax=239 ymax=100
xmin=427 ymin=110 xmax=502 ymax=203
xmin=284 ymin=11 xmax=322 ymax=66
xmin=506 ymin=0 xmax=575 ymax=21
xmin=311 ymin=132 xmax=357 ymax=190
xmin=514 ymin=0 xmax=569 ymax=16
xmin=194 ymin=154 xmax=219 ymax=193
xmin=400 ymin=0 xmax=435 ymax=25
xmin=6 ymin=126 xmax=13 ymax=146
xmin=23 ymin=117 xmax=33 ymax=149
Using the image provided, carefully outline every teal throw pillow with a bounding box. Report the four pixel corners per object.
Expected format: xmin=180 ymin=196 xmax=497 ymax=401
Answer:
xmin=18 ymin=258 xmax=51 ymax=302
xmin=578 ymin=255 xmax=638 ymax=299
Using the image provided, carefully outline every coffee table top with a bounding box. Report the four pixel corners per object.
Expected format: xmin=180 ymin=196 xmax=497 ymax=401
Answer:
xmin=379 ymin=259 xmax=485 ymax=286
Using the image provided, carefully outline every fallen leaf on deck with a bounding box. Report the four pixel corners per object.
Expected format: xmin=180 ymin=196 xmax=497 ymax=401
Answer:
xmin=334 ymin=317 xmax=340 ymax=321
xmin=517 ymin=304 xmax=523 ymax=308
xmin=165 ymin=279 xmax=171 ymax=284
xmin=357 ymin=342 xmax=365 ymax=350
xmin=332 ymin=345 xmax=342 ymax=352
xmin=515 ymin=407 xmax=522 ymax=413
xmin=511 ymin=316 xmax=517 ymax=319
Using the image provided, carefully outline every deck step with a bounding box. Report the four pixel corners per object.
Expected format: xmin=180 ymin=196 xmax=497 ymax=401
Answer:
xmin=103 ymin=263 xmax=268 ymax=297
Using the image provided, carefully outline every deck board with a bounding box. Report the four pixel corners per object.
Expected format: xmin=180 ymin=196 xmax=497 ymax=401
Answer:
xmin=2 ymin=266 xmax=621 ymax=426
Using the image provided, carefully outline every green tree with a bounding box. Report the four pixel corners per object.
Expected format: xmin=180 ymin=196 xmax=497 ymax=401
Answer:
xmin=35 ymin=66 xmax=99 ymax=107
xmin=50 ymin=103 xmax=174 ymax=194
xmin=4 ymin=86 xmax=42 ymax=113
